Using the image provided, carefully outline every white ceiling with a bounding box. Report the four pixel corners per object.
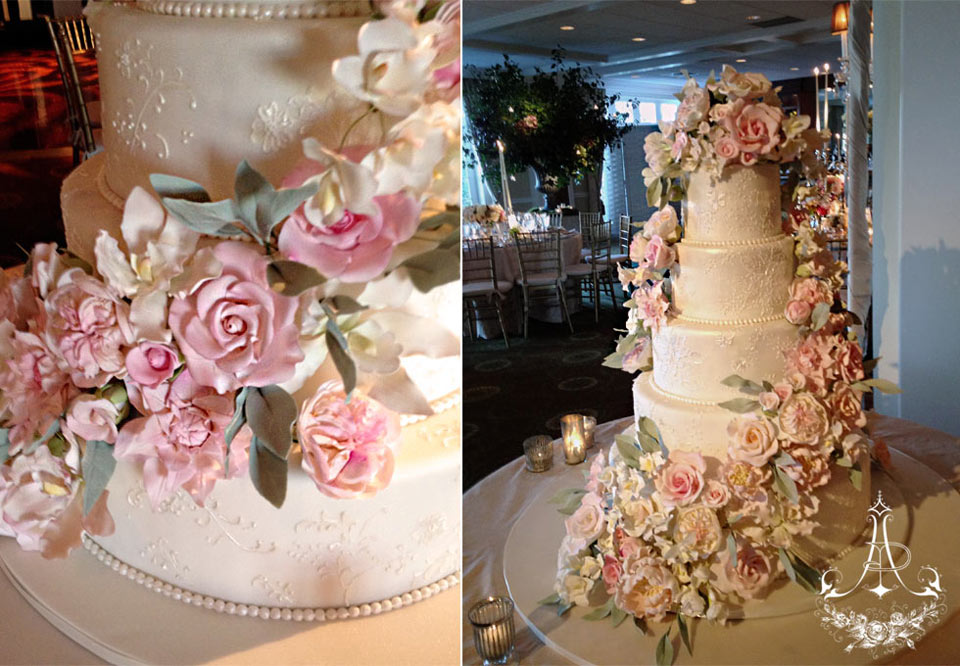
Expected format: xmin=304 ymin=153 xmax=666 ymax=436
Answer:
xmin=463 ymin=0 xmax=844 ymax=99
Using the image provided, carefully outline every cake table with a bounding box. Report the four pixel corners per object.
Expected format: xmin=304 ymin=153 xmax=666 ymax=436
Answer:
xmin=463 ymin=414 xmax=960 ymax=665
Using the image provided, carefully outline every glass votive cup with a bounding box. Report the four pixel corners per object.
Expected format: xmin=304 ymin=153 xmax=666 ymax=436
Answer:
xmin=469 ymin=596 xmax=516 ymax=665
xmin=560 ymin=414 xmax=586 ymax=464
xmin=522 ymin=435 xmax=554 ymax=473
xmin=583 ymin=415 xmax=597 ymax=449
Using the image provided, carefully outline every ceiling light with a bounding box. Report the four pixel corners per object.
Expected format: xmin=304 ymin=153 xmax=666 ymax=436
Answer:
xmin=680 ymin=0 xmax=696 ymax=5
xmin=631 ymin=74 xmax=639 ymax=79
xmin=831 ymin=1 xmax=850 ymax=35
xmin=746 ymin=15 xmax=760 ymax=20
xmin=790 ymin=67 xmax=800 ymax=71
xmin=560 ymin=25 xmax=575 ymax=31
xmin=632 ymin=36 xmax=646 ymax=42
xmin=735 ymin=58 xmax=747 ymax=63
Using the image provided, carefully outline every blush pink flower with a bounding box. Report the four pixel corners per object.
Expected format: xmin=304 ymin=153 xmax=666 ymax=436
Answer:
xmin=169 ymin=242 xmax=303 ymax=394
xmin=64 ymin=395 xmax=119 ymax=445
xmin=721 ymin=99 xmax=784 ymax=156
xmin=721 ymin=459 xmax=771 ymax=502
xmin=790 ymin=277 xmax=834 ymax=308
xmin=601 ymin=554 xmax=623 ymax=594
xmin=727 ymin=415 xmax=779 ymax=467
xmin=711 ymin=542 xmax=775 ymax=600
xmin=778 ymin=393 xmax=830 ymax=445
xmin=758 ymin=391 xmax=780 ymax=411
xmin=740 ymin=151 xmax=758 ymax=166
xmin=702 ymin=479 xmax=730 ymax=509
xmin=671 ymin=130 xmax=689 ymax=160
xmin=655 ymin=450 xmax=705 ymax=507
xmin=44 ymin=269 xmax=133 ymax=388
xmin=785 ymin=335 xmax=836 ymax=395
xmin=125 ymin=342 xmax=179 ymax=388
xmin=277 ymin=150 xmax=421 ymax=283
xmin=714 ymin=135 xmax=740 ymax=163
xmin=643 ymin=207 xmax=679 ymax=242
xmin=616 ymin=563 xmax=678 ymax=621
xmin=676 ymin=84 xmax=710 ymax=130
xmin=298 ymin=381 xmax=400 ymax=499
xmin=643 ymin=235 xmax=676 ymax=271
xmin=632 ymin=280 xmax=670 ymax=332
xmin=784 ymin=299 xmax=812 ymax=325
xmin=830 ymin=382 xmax=867 ymax=432
xmin=783 ymin=446 xmax=832 ymax=490
xmin=835 ymin=339 xmax=865 ymax=384
xmin=629 ymin=234 xmax=649 ymax=264
xmin=0 ymin=444 xmax=114 ymax=558
xmin=114 ymin=370 xmax=247 ymax=507
xmin=621 ymin=335 xmax=653 ymax=373
xmin=564 ymin=492 xmax=606 ymax=551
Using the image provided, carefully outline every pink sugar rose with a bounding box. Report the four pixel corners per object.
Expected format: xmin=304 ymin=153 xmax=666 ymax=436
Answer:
xmin=564 ymin=492 xmax=606 ymax=550
xmin=298 ymin=381 xmax=400 ymax=499
xmin=727 ymin=415 xmax=779 ymax=467
xmin=169 ymin=242 xmax=303 ymax=394
xmin=64 ymin=394 xmax=119 ymax=445
xmin=655 ymin=450 xmax=705 ymax=507
xmin=773 ymin=382 xmax=793 ymax=403
xmin=633 ymin=280 xmax=670 ymax=332
xmin=778 ymin=393 xmax=830 ymax=445
xmin=676 ymin=84 xmax=710 ymax=130
xmin=830 ymin=382 xmax=867 ymax=432
xmin=622 ymin=335 xmax=653 ymax=373
xmin=0 ymin=329 xmax=78 ymax=454
xmin=711 ymin=542 xmax=775 ymax=600
xmin=125 ymin=342 xmax=179 ymax=388
xmin=114 ymin=370 xmax=247 ymax=507
xmin=739 ymin=151 xmax=758 ymax=166
xmin=629 ymin=234 xmax=649 ymax=265
xmin=758 ymin=391 xmax=780 ymax=411
xmin=601 ymin=555 xmax=623 ymax=594
xmin=702 ymin=479 xmax=730 ymax=509
xmin=790 ymin=277 xmax=834 ymax=308
xmin=616 ymin=563 xmax=678 ymax=622
xmin=44 ymin=268 xmax=133 ymax=388
xmin=277 ymin=151 xmax=421 ymax=283
xmin=643 ymin=235 xmax=676 ymax=271
xmin=784 ymin=299 xmax=812 ymax=325
xmin=0 ymin=444 xmax=114 ymax=558
xmin=722 ymin=99 xmax=784 ymax=156
xmin=714 ymin=135 xmax=740 ymax=163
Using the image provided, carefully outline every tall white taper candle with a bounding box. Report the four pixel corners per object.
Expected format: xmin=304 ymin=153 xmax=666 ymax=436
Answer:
xmin=814 ymin=67 xmax=820 ymax=131
xmin=496 ymin=139 xmax=512 ymax=213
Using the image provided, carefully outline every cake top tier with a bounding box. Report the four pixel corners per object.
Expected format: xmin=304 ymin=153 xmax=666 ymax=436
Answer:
xmin=682 ymin=163 xmax=782 ymax=243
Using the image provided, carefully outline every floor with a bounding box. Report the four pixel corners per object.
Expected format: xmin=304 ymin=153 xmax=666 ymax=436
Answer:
xmin=0 ymin=48 xmax=99 ymax=266
xmin=462 ymin=295 xmax=634 ymax=490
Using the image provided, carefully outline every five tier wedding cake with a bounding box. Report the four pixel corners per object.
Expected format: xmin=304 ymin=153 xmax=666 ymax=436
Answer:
xmin=549 ymin=66 xmax=896 ymax=653
xmin=0 ymin=0 xmax=462 ymax=620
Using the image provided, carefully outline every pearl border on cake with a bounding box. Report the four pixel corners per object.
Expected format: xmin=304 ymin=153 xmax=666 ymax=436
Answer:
xmin=135 ymin=1 xmax=370 ymax=19
xmin=680 ymin=233 xmax=788 ymax=249
xmin=81 ymin=533 xmax=459 ymax=621
xmin=674 ymin=312 xmax=786 ymax=326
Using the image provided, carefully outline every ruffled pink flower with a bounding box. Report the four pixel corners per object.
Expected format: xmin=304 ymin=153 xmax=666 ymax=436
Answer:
xmin=676 ymin=85 xmax=710 ymax=130
xmin=298 ymin=381 xmax=400 ymax=499
xmin=564 ymin=492 xmax=605 ymax=550
xmin=643 ymin=235 xmax=676 ymax=271
xmin=125 ymin=341 xmax=179 ymax=388
xmin=830 ymin=382 xmax=867 ymax=432
xmin=114 ymin=370 xmax=247 ymax=507
xmin=671 ymin=131 xmax=689 ymax=160
xmin=783 ymin=446 xmax=832 ymax=490
xmin=169 ymin=242 xmax=304 ymax=394
xmin=835 ymin=339 xmax=865 ymax=384
xmin=628 ymin=234 xmax=649 ymax=264
xmin=44 ymin=269 xmax=133 ymax=388
xmin=784 ymin=334 xmax=836 ymax=395
xmin=711 ymin=542 xmax=775 ymax=600
xmin=601 ymin=555 xmax=623 ymax=594
xmin=622 ymin=336 xmax=653 ymax=373
xmin=790 ymin=277 xmax=834 ymax=309
xmin=0 ymin=444 xmax=114 ymax=558
xmin=64 ymin=394 xmax=119 ymax=444
xmin=720 ymin=459 xmax=771 ymax=502
xmin=721 ymin=99 xmax=784 ymax=156
xmin=632 ymin=280 xmax=670 ymax=332
xmin=778 ymin=393 xmax=830 ymax=445
xmin=0 ymin=329 xmax=78 ymax=454
xmin=277 ymin=158 xmax=421 ymax=283
xmin=655 ymin=450 xmax=705 ymax=507
xmin=616 ymin=563 xmax=678 ymax=621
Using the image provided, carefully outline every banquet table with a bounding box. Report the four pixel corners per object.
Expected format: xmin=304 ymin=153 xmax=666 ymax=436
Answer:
xmin=463 ymin=413 xmax=960 ymax=665
xmin=467 ymin=230 xmax=584 ymax=338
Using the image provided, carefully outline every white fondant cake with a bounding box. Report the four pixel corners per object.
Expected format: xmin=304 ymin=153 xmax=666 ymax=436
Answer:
xmin=55 ymin=0 xmax=461 ymax=615
xmin=633 ymin=164 xmax=869 ymax=564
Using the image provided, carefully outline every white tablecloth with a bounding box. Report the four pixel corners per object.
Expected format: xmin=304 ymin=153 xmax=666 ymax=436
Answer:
xmin=462 ymin=414 xmax=960 ymax=665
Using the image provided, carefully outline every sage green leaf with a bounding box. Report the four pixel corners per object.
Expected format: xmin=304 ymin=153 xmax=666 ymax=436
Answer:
xmin=762 ymin=380 xmax=774 ymax=392
xmin=773 ymin=451 xmax=798 ymax=467
xmin=81 ymin=440 xmax=116 ymax=516
xmin=774 ymin=465 xmax=800 ymax=504
xmin=244 ymin=385 xmax=297 ymax=460
xmin=326 ymin=328 xmax=357 ymax=396
xmin=249 ymin=436 xmax=287 ymax=508
xmin=848 ymin=462 xmax=863 ymax=491
xmin=656 ymin=629 xmax=674 ymax=666
xmin=717 ymin=397 xmax=760 ymax=413
xmin=677 ymin=612 xmax=693 ymax=655
xmin=779 ymin=547 xmax=797 ymax=584
xmin=583 ymin=599 xmax=613 ymax=621
xmin=538 ymin=592 xmax=561 ymax=606
xmin=616 ymin=435 xmax=643 ymax=468
xmin=790 ymin=551 xmax=823 ymax=592
xmin=811 ymin=301 xmax=831 ymax=331
xmin=161 ymin=198 xmax=244 ymax=237
xmin=150 ymin=173 xmax=210 ymax=202
xmin=860 ymin=378 xmax=903 ymax=394
xmin=720 ymin=374 xmax=764 ymax=395
xmin=639 ymin=416 xmax=659 ymax=442
xmin=727 ymin=532 xmax=738 ymax=568
xmin=834 ymin=454 xmax=854 ymax=468
xmin=549 ymin=488 xmax=588 ymax=515
xmin=419 ymin=210 xmax=459 ymax=231
xmin=266 ymin=260 xmax=326 ymax=296
xmin=402 ymin=243 xmax=460 ymax=292
xmin=610 ymin=606 xmax=628 ymax=627
xmin=646 ymin=178 xmax=663 ymax=209
xmin=602 ymin=351 xmax=624 ymax=369
xmin=557 ymin=602 xmax=572 ymax=616
xmin=269 ymin=180 xmax=317 ymax=228
xmin=0 ymin=428 xmax=8 ymax=464
xmin=234 ymin=160 xmax=272 ymax=235
xmin=223 ymin=387 xmax=248 ymax=474
xmin=326 ymin=295 xmax=367 ymax=315
xmin=862 ymin=356 xmax=881 ymax=374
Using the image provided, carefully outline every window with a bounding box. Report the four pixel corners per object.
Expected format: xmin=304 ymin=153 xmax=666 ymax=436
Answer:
xmin=613 ymin=100 xmax=635 ymax=124
xmin=660 ymin=103 xmax=679 ymax=122
xmin=637 ymin=102 xmax=657 ymax=124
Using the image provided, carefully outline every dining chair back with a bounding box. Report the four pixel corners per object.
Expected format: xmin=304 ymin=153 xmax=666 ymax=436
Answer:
xmin=462 ymin=237 xmax=511 ymax=347
xmin=618 ymin=215 xmax=634 ymax=254
xmin=578 ymin=212 xmax=602 ymax=232
xmin=513 ymin=230 xmax=572 ymax=337
xmin=547 ymin=211 xmax=563 ymax=228
xmin=462 ymin=237 xmax=497 ymax=284
xmin=43 ymin=15 xmax=99 ymax=165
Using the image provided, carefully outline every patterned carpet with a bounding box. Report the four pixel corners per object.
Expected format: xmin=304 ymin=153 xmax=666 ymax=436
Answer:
xmin=462 ymin=300 xmax=634 ymax=490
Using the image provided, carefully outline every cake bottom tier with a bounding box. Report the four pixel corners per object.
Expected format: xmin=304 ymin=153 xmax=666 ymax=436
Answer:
xmin=632 ymin=373 xmax=870 ymax=566
xmin=93 ymin=403 xmax=461 ymax=611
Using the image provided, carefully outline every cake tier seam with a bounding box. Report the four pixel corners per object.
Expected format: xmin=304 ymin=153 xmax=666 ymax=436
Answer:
xmin=647 ymin=376 xmax=720 ymax=406
xmin=135 ymin=1 xmax=370 ymax=19
xmin=672 ymin=312 xmax=786 ymax=326
xmin=81 ymin=533 xmax=459 ymax=621
xmin=679 ymin=234 xmax=787 ymax=249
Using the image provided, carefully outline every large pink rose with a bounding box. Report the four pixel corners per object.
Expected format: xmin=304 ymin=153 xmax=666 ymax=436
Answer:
xmin=44 ymin=268 xmax=133 ymax=388
xmin=0 ymin=444 xmax=114 ymax=558
xmin=114 ymin=370 xmax=246 ymax=507
xmin=784 ymin=299 xmax=812 ymax=325
xmin=727 ymin=415 xmax=778 ymax=467
xmin=721 ymin=99 xmax=784 ymax=156
xmin=643 ymin=235 xmax=676 ymax=271
xmin=711 ymin=542 xmax=775 ymax=600
xmin=655 ymin=450 xmax=705 ymax=507
xmin=125 ymin=341 xmax=179 ymax=388
xmin=277 ymin=157 xmax=421 ymax=283
xmin=298 ymin=381 xmax=400 ymax=499
xmin=169 ymin=242 xmax=303 ymax=394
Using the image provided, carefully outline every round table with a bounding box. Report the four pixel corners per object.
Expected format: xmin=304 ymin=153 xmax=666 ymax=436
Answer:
xmin=463 ymin=414 xmax=960 ymax=665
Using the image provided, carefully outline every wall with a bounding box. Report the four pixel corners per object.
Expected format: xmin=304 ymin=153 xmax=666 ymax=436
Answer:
xmin=873 ymin=0 xmax=960 ymax=435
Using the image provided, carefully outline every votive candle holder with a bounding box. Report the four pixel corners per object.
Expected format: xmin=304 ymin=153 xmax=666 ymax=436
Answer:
xmin=583 ymin=415 xmax=597 ymax=449
xmin=523 ymin=435 xmax=554 ymax=473
xmin=560 ymin=414 xmax=586 ymax=464
xmin=469 ymin=596 xmax=516 ymax=665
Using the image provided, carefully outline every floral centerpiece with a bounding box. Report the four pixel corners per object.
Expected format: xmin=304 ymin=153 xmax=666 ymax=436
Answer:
xmin=462 ymin=203 xmax=507 ymax=225
xmin=0 ymin=0 xmax=460 ymax=559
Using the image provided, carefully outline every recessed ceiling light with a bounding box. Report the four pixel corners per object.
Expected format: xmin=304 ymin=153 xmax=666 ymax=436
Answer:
xmin=560 ymin=25 xmax=575 ymax=31
xmin=736 ymin=58 xmax=747 ymax=63
xmin=790 ymin=67 xmax=800 ymax=71
xmin=631 ymin=74 xmax=639 ymax=79
xmin=632 ymin=36 xmax=646 ymax=42
xmin=680 ymin=0 xmax=696 ymax=5
xmin=746 ymin=15 xmax=760 ymax=20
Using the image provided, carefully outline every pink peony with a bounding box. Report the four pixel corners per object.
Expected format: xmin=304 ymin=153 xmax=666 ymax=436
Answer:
xmin=790 ymin=277 xmax=834 ymax=308
xmin=643 ymin=235 xmax=676 ymax=271
xmin=0 ymin=444 xmax=114 ymax=558
xmin=633 ymin=281 xmax=670 ymax=332
xmin=830 ymin=382 xmax=867 ymax=432
xmin=125 ymin=342 xmax=179 ymax=388
xmin=721 ymin=459 xmax=771 ymax=502
xmin=616 ymin=563 xmax=679 ymax=621
xmin=676 ymin=85 xmax=710 ymax=130
xmin=783 ymin=446 xmax=832 ymax=490
xmin=727 ymin=415 xmax=778 ymax=466
xmin=277 ymin=156 xmax=421 ymax=283
xmin=64 ymin=394 xmax=119 ymax=445
xmin=784 ymin=334 xmax=836 ymax=395
xmin=835 ymin=339 xmax=865 ymax=384
xmin=114 ymin=370 xmax=246 ymax=507
xmin=629 ymin=234 xmax=649 ymax=264
xmin=44 ymin=269 xmax=133 ymax=388
xmin=655 ymin=450 xmax=705 ymax=507
xmin=169 ymin=242 xmax=303 ymax=394
xmin=721 ymin=99 xmax=784 ymax=156
xmin=298 ymin=381 xmax=400 ymax=499
xmin=711 ymin=542 xmax=775 ymax=600
xmin=778 ymin=393 xmax=830 ymax=445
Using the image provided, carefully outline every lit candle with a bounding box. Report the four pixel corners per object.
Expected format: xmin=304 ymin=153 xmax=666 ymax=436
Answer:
xmin=561 ymin=414 xmax=587 ymax=464
xmin=496 ymin=139 xmax=512 ymax=213
xmin=823 ymin=63 xmax=830 ymax=131
xmin=523 ymin=435 xmax=554 ymax=473
xmin=814 ymin=67 xmax=820 ymax=131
